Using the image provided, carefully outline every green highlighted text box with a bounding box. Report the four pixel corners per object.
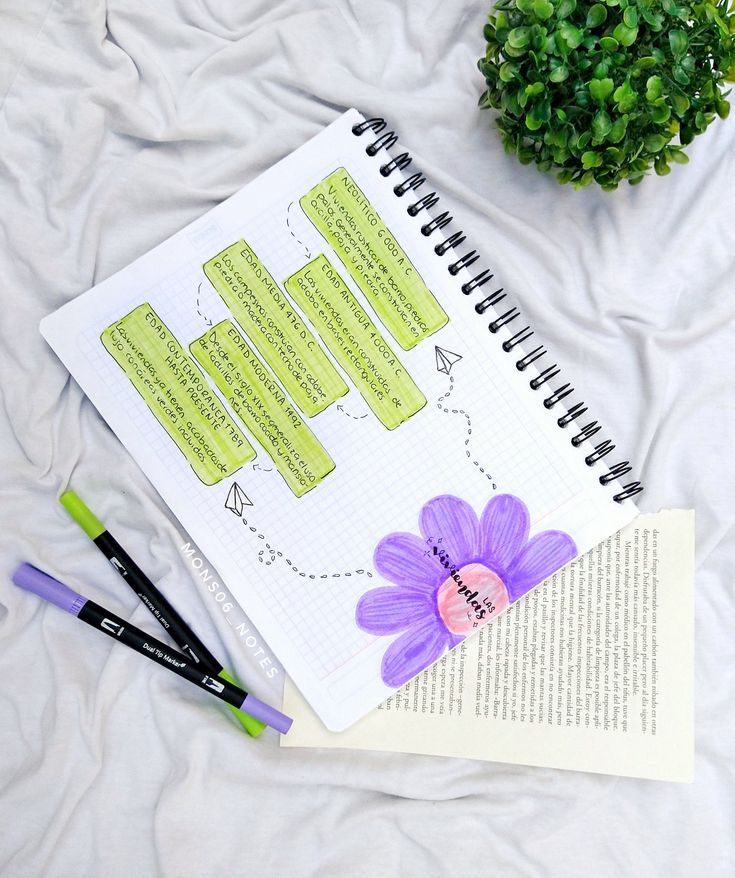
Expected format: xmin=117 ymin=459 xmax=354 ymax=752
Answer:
xmin=300 ymin=168 xmax=448 ymax=350
xmin=203 ymin=241 xmax=348 ymax=416
xmin=101 ymin=304 xmax=255 ymax=486
xmin=190 ymin=321 xmax=335 ymax=497
xmin=284 ymin=255 xmax=426 ymax=431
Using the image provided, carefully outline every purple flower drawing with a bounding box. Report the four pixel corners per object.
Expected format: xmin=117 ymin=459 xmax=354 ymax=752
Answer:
xmin=356 ymin=494 xmax=577 ymax=688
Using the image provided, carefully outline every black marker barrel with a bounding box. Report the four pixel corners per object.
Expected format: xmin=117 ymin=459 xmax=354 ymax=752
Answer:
xmin=77 ymin=599 xmax=245 ymax=706
xmin=93 ymin=530 xmax=221 ymax=671
xmin=59 ymin=491 xmax=268 ymax=737
xmin=12 ymin=564 xmax=292 ymax=734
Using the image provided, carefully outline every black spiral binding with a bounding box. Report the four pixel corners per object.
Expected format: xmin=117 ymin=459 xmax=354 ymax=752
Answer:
xmin=351 ymin=116 xmax=644 ymax=503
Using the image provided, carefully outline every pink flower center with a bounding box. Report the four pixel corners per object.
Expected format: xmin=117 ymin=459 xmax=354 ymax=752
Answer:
xmin=436 ymin=563 xmax=509 ymax=636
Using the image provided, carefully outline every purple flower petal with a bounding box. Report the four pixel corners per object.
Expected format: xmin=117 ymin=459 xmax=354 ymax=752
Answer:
xmin=373 ymin=532 xmax=444 ymax=591
xmin=355 ymin=586 xmax=435 ymax=636
xmin=419 ymin=495 xmax=479 ymax=568
xmin=478 ymin=493 xmax=530 ymax=573
xmin=380 ymin=615 xmax=451 ymax=687
xmin=506 ymin=530 xmax=577 ymax=602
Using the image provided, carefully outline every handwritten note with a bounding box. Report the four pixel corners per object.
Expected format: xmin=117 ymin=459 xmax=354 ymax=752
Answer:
xmin=190 ymin=321 xmax=335 ymax=497
xmin=203 ymin=241 xmax=348 ymax=417
xmin=300 ymin=169 xmax=448 ymax=350
xmin=285 ymin=255 xmax=426 ymax=430
xmin=101 ymin=304 xmax=255 ymax=485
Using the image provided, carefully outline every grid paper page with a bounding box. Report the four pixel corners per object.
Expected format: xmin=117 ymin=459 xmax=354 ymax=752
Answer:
xmin=42 ymin=109 xmax=637 ymax=730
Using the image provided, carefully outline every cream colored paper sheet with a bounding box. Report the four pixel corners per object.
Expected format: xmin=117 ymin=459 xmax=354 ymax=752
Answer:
xmin=282 ymin=510 xmax=694 ymax=782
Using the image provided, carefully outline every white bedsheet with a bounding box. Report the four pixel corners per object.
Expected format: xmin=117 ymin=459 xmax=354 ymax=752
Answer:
xmin=1 ymin=1 xmax=733 ymax=875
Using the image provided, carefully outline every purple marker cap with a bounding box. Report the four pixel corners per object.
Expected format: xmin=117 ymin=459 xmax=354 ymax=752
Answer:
xmin=12 ymin=564 xmax=87 ymax=616
xmin=242 ymin=695 xmax=293 ymax=735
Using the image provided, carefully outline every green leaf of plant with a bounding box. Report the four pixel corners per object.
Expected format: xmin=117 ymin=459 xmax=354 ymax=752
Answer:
xmin=559 ymin=21 xmax=584 ymax=48
xmin=717 ymin=98 xmax=731 ymax=119
xmin=525 ymin=98 xmax=551 ymax=130
xmin=672 ymin=64 xmax=690 ymax=85
xmin=650 ymin=102 xmax=671 ymax=124
xmin=623 ymin=6 xmax=638 ymax=27
xmin=599 ymin=36 xmax=619 ymax=51
xmin=612 ymin=23 xmax=639 ymax=46
xmin=669 ymin=150 xmax=689 ymax=164
xmin=640 ymin=7 xmax=664 ymax=30
xmin=586 ymin=3 xmax=608 ymax=26
xmin=507 ymin=27 xmax=531 ymax=49
xmin=556 ymin=0 xmax=577 ymax=19
xmin=645 ymin=75 xmax=663 ymax=101
xmin=499 ymin=61 xmax=518 ymax=82
xmin=517 ymin=0 xmax=535 ymax=13
xmin=518 ymin=147 xmax=536 ymax=164
xmin=589 ymin=77 xmax=615 ymax=102
xmin=644 ymin=133 xmax=668 ymax=152
xmin=671 ymin=94 xmax=690 ymax=114
xmin=592 ymin=109 xmax=613 ymax=139
xmin=534 ymin=0 xmax=555 ymax=20
xmin=633 ymin=56 xmax=658 ymax=73
xmin=525 ymin=81 xmax=545 ymax=97
xmin=668 ymin=29 xmax=688 ymax=59
xmin=581 ymin=150 xmax=603 ymax=168
xmin=654 ymin=156 xmax=671 ymax=175
xmin=608 ymin=115 xmax=629 ymax=142
xmin=577 ymin=130 xmax=592 ymax=149
xmin=550 ymin=65 xmax=570 ymax=82
xmin=613 ymin=81 xmax=638 ymax=112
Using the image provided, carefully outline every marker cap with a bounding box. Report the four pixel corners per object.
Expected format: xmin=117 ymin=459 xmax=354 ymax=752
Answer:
xmin=59 ymin=490 xmax=105 ymax=540
xmin=242 ymin=695 xmax=293 ymax=735
xmin=12 ymin=564 xmax=87 ymax=616
xmin=217 ymin=670 xmax=266 ymax=737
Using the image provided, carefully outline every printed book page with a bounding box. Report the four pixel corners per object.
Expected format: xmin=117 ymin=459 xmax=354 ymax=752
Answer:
xmin=40 ymin=108 xmax=637 ymax=730
xmin=282 ymin=511 xmax=694 ymax=782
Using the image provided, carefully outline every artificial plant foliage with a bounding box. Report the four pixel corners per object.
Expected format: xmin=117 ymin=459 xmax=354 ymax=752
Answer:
xmin=478 ymin=0 xmax=735 ymax=188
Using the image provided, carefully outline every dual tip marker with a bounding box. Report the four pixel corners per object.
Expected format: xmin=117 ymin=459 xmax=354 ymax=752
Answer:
xmin=13 ymin=564 xmax=292 ymax=735
xmin=55 ymin=490 xmax=288 ymax=737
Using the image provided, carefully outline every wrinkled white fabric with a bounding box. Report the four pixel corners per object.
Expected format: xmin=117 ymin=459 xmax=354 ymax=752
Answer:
xmin=1 ymin=1 xmax=733 ymax=876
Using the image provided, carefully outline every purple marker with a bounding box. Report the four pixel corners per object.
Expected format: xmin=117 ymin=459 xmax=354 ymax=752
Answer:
xmin=12 ymin=564 xmax=292 ymax=735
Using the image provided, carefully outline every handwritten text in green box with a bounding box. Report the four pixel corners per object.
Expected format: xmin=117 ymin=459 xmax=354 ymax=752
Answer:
xmin=300 ymin=169 xmax=448 ymax=350
xmin=190 ymin=321 xmax=335 ymax=497
xmin=203 ymin=241 xmax=347 ymax=417
xmin=284 ymin=255 xmax=426 ymax=431
xmin=101 ymin=304 xmax=255 ymax=486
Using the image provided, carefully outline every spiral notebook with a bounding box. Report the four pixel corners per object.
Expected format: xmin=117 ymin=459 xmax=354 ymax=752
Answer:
xmin=40 ymin=108 xmax=642 ymax=731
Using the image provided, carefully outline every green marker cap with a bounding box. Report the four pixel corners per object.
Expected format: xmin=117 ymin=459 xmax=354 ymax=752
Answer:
xmin=59 ymin=490 xmax=105 ymax=540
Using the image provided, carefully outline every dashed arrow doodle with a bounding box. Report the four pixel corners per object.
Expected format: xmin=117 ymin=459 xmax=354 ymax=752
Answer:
xmin=196 ymin=283 xmax=213 ymax=327
xmin=286 ymin=201 xmax=312 ymax=259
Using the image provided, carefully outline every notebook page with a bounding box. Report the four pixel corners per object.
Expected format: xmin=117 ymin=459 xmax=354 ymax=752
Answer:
xmin=41 ymin=108 xmax=638 ymax=730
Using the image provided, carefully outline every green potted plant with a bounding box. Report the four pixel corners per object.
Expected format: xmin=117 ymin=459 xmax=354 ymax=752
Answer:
xmin=478 ymin=0 xmax=735 ymax=188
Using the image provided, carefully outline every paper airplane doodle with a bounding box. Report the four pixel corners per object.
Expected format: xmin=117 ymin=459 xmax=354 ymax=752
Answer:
xmin=435 ymin=346 xmax=463 ymax=375
xmin=225 ymin=482 xmax=253 ymax=516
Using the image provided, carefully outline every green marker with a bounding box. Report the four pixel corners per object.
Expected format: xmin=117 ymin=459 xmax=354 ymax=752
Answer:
xmin=59 ymin=490 xmax=266 ymax=737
